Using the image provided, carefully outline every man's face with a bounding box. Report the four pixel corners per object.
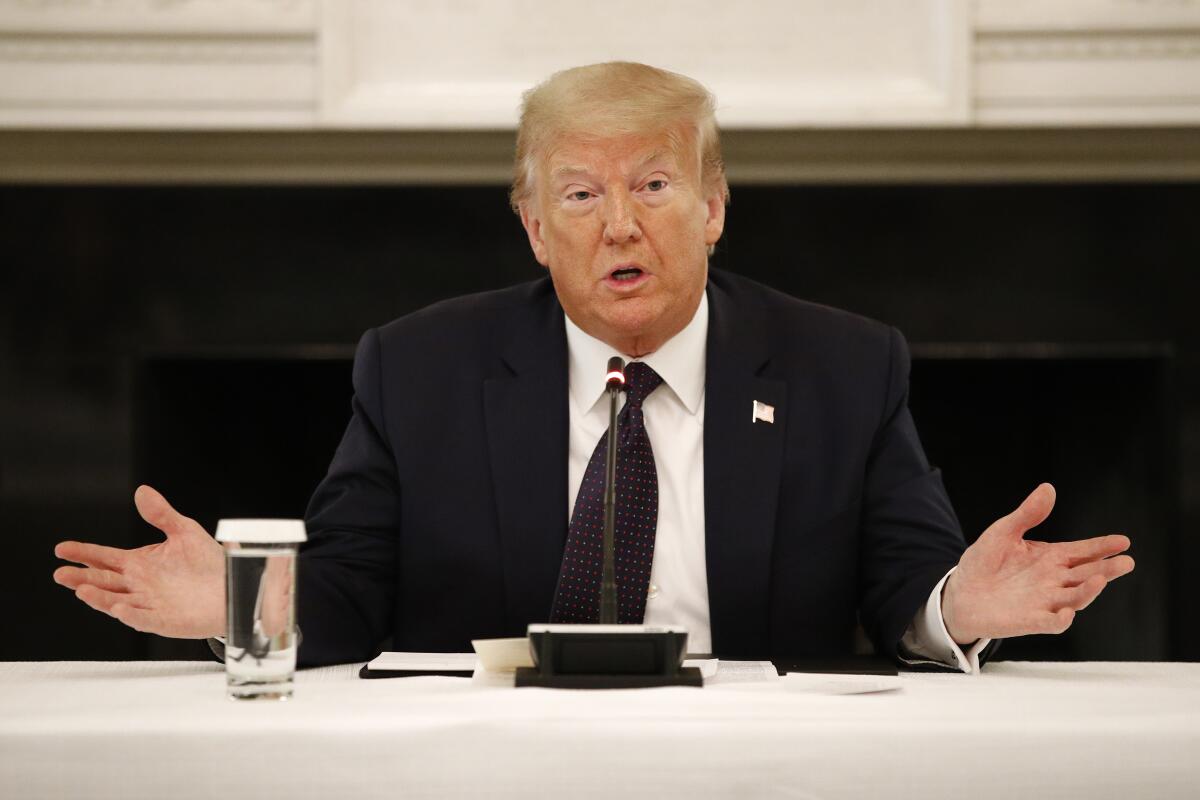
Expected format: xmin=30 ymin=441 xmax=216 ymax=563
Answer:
xmin=519 ymin=129 xmax=725 ymax=356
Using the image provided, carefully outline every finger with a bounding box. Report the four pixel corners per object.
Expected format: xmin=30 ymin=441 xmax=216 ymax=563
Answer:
xmin=1038 ymin=607 xmax=1075 ymax=635
xmin=133 ymin=484 xmax=200 ymax=541
xmin=53 ymin=565 xmax=129 ymax=593
xmin=1063 ymin=554 xmax=1135 ymax=587
xmin=54 ymin=541 xmax=127 ymax=571
xmin=1062 ymin=534 xmax=1132 ymax=568
xmin=994 ymin=483 xmax=1056 ymax=542
xmin=111 ymin=603 xmax=161 ymax=634
xmin=75 ymin=585 xmax=148 ymax=616
xmin=1056 ymin=574 xmax=1108 ymax=612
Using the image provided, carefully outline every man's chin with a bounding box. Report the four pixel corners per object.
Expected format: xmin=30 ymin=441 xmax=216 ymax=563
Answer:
xmin=594 ymin=307 xmax=674 ymax=355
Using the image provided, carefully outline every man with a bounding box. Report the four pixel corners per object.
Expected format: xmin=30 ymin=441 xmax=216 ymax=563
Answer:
xmin=53 ymin=62 xmax=1134 ymax=672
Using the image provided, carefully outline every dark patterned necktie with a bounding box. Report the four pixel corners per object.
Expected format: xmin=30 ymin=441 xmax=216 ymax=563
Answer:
xmin=550 ymin=361 xmax=664 ymax=624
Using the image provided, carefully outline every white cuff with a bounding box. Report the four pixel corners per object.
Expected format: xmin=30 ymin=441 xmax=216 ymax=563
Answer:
xmin=898 ymin=566 xmax=991 ymax=674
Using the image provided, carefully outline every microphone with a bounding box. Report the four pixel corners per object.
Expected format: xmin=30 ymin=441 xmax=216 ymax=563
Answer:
xmin=514 ymin=355 xmax=700 ymax=688
xmin=599 ymin=356 xmax=625 ymax=625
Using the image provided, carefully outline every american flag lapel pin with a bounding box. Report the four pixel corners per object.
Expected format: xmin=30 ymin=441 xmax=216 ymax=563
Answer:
xmin=752 ymin=400 xmax=775 ymax=424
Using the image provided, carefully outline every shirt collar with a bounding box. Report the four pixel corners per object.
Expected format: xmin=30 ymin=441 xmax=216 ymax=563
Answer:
xmin=565 ymin=290 xmax=708 ymax=417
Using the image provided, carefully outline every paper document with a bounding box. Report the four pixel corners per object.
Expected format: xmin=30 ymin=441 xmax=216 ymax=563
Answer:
xmin=472 ymin=637 xmax=535 ymax=672
xmin=706 ymin=660 xmax=779 ymax=684
xmin=780 ymin=672 xmax=901 ymax=694
xmin=366 ymin=652 xmax=478 ymax=673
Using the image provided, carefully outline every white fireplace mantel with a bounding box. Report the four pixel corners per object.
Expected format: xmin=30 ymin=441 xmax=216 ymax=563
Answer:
xmin=1 ymin=0 xmax=1199 ymax=182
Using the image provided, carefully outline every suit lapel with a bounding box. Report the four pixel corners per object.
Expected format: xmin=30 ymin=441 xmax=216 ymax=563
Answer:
xmin=704 ymin=276 xmax=786 ymax=657
xmin=483 ymin=280 xmax=570 ymax=634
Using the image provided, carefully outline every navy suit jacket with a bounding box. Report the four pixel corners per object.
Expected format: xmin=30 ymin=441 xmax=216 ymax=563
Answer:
xmin=297 ymin=269 xmax=998 ymax=669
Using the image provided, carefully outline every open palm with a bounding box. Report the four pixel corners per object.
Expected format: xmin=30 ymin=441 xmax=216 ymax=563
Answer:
xmin=942 ymin=483 xmax=1135 ymax=644
xmin=54 ymin=485 xmax=226 ymax=638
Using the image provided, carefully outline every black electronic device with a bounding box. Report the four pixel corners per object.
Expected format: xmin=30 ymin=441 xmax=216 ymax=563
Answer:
xmin=515 ymin=624 xmax=701 ymax=688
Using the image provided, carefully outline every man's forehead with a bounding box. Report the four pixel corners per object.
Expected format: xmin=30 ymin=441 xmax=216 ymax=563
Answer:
xmin=544 ymin=134 xmax=686 ymax=179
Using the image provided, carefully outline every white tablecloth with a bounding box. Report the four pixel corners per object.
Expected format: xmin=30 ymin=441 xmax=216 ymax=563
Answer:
xmin=2 ymin=660 xmax=1198 ymax=799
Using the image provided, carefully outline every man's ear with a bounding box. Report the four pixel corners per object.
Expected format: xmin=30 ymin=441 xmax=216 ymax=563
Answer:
xmin=518 ymin=201 xmax=550 ymax=268
xmin=703 ymin=190 xmax=726 ymax=247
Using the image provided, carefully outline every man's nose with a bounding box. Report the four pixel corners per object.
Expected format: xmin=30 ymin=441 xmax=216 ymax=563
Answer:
xmin=602 ymin=190 xmax=642 ymax=244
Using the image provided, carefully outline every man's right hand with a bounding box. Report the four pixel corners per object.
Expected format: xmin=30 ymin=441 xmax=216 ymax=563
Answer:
xmin=53 ymin=485 xmax=226 ymax=639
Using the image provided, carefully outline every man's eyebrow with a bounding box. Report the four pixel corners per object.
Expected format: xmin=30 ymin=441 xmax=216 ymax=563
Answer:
xmin=550 ymin=165 xmax=594 ymax=181
xmin=636 ymin=150 xmax=672 ymax=170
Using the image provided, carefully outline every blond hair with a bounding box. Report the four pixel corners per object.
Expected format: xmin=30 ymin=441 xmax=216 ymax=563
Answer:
xmin=509 ymin=62 xmax=729 ymax=212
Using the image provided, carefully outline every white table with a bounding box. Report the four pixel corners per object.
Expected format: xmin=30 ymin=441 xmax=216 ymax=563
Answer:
xmin=2 ymin=661 xmax=1198 ymax=799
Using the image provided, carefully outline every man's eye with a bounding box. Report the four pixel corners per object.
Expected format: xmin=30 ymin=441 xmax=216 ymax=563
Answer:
xmin=645 ymin=180 xmax=667 ymax=192
xmin=568 ymin=190 xmax=592 ymax=201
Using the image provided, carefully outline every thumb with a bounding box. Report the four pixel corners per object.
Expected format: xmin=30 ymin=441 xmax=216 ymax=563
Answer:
xmin=133 ymin=484 xmax=196 ymax=540
xmin=993 ymin=482 xmax=1056 ymax=542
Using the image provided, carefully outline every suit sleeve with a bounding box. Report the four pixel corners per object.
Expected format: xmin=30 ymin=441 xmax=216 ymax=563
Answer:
xmin=296 ymin=328 xmax=401 ymax=667
xmin=857 ymin=326 xmax=1001 ymax=671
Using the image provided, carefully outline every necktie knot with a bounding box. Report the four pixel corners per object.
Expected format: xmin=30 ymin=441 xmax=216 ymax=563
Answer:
xmin=623 ymin=361 xmax=663 ymax=410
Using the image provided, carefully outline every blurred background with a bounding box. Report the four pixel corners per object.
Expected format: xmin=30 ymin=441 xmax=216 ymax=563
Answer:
xmin=1 ymin=1 xmax=1197 ymax=663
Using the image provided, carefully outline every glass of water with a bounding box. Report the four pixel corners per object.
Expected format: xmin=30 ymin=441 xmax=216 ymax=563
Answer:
xmin=214 ymin=519 xmax=306 ymax=700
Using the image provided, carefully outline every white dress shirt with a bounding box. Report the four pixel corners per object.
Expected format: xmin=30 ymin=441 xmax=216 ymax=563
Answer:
xmin=564 ymin=291 xmax=991 ymax=672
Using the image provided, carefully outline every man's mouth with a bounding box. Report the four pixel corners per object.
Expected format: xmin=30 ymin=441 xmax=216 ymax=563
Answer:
xmin=603 ymin=265 xmax=650 ymax=292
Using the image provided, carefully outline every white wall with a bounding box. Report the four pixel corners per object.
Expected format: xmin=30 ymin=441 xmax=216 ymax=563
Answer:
xmin=1 ymin=0 xmax=1198 ymax=129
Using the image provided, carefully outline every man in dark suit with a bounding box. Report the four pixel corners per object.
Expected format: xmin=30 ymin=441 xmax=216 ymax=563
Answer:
xmin=53 ymin=62 xmax=1134 ymax=671
xmin=296 ymin=269 xmax=977 ymax=667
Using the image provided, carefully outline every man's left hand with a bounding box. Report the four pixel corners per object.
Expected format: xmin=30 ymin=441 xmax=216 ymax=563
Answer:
xmin=941 ymin=483 xmax=1134 ymax=645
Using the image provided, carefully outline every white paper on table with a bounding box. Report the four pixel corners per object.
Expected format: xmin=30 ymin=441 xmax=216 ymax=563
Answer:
xmin=705 ymin=660 xmax=780 ymax=685
xmin=780 ymin=672 xmax=902 ymax=694
xmin=366 ymin=652 xmax=478 ymax=673
xmin=471 ymin=637 xmax=535 ymax=672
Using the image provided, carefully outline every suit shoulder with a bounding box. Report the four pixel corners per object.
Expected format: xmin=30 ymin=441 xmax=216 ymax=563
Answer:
xmin=366 ymin=277 xmax=555 ymax=362
xmin=376 ymin=277 xmax=551 ymax=337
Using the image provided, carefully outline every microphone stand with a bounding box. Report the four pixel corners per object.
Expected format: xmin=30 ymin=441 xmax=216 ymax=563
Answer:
xmin=514 ymin=357 xmax=703 ymax=689
xmin=599 ymin=356 xmax=622 ymax=625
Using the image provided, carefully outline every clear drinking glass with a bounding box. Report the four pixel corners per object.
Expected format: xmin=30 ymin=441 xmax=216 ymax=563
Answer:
xmin=215 ymin=519 xmax=306 ymax=700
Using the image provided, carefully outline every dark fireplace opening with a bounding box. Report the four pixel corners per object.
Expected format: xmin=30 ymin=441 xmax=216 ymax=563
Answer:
xmin=3 ymin=182 xmax=1196 ymax=662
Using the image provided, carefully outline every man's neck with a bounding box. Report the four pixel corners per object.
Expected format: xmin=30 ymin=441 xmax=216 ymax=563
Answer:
xmin=564 ymin=291 xmax=709 ymax=418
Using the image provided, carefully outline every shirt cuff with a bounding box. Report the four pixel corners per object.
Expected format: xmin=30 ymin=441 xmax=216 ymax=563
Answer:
xmin=898 ymin=566 xmax=991 ymax=674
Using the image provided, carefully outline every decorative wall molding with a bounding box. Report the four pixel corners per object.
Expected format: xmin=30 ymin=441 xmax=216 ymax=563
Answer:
xmin=0 ymin=0 xmax=316 ymax=35
xmin=974 ymin=0 xmax=1200 ymax=34
xmin=2 ymin=1 xmax=1200 ymax=171
xmin=4 ymin=128 xmax=1200 ymax=184
xmin=973 ymin=0 xmax=1200 ymax=124
xmin=0 ymin=35 xmax=313 ymax=63
xmin=0 ymin=0 xmax=317 ymax=126
xmin=976 ymin=33 xmax=1200 ymax=61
